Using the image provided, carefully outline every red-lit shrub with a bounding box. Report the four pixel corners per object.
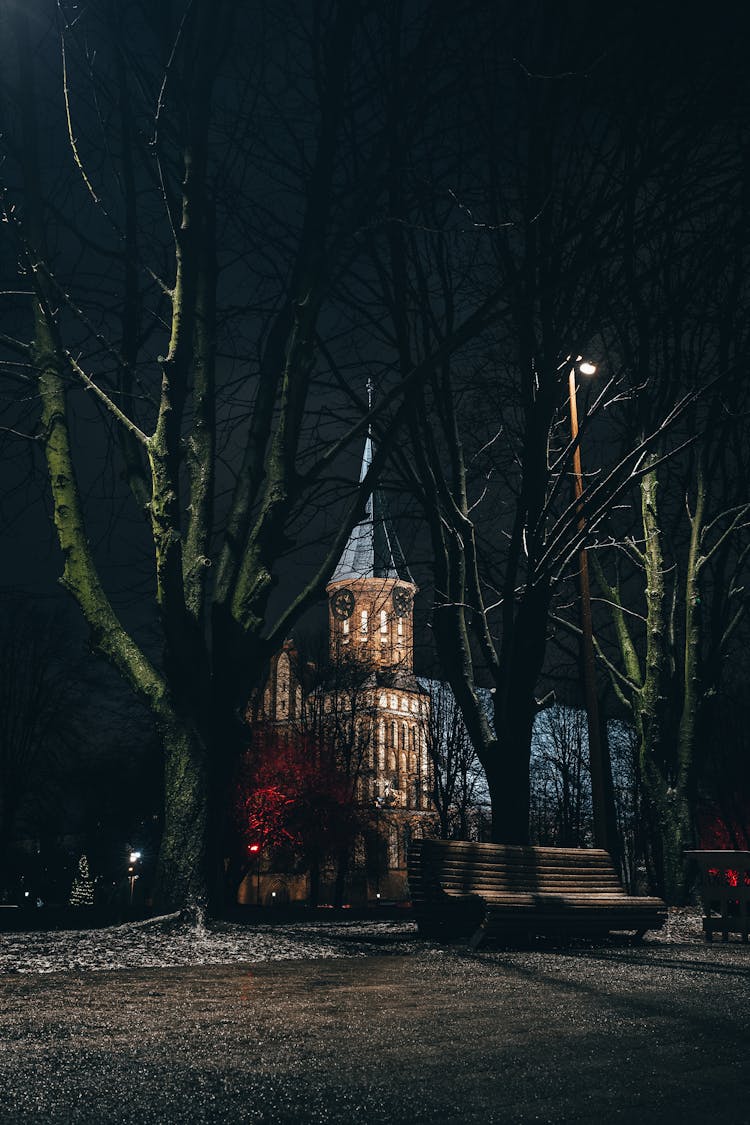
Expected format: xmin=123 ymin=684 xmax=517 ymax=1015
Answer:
xmin=233 ymin=728 xmax=360 ymax=867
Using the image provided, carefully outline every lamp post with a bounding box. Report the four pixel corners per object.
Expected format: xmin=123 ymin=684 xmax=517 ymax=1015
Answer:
xmin=567 ymin=360 xmax=618 ymax=858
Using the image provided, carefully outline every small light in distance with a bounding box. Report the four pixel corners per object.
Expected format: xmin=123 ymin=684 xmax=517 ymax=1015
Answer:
xmin=579 ymin=361 xmax=597 ymax=376
xmin=248 ymin=844 xmax=260 ymax=853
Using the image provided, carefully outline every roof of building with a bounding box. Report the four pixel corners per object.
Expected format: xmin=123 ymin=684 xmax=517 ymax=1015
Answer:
xmin=331 ymin=415 xmax=412 ymax=585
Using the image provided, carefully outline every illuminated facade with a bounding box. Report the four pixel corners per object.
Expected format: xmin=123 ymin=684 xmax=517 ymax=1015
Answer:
xmin=242 ymin=418 xmax=433 ymax=904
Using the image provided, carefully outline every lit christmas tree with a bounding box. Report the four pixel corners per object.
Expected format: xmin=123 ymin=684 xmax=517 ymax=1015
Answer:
xmin=69 ymin=854 xmax=94 ymax=906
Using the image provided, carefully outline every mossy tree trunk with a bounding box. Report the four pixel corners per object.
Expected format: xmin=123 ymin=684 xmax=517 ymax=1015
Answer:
xmin=594 ymin=460 xmax=707 ymax=902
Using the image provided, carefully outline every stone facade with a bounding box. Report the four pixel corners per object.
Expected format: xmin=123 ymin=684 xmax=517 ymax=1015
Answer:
xmin=239 ymin=418 xmax=435 ymax=905
xmin=326 ymin=573 xmax=430 ymax=811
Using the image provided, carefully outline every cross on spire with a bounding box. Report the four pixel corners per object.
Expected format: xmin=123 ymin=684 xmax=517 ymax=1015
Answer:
xmin=331 ymin=379 xmax=411 ymax=583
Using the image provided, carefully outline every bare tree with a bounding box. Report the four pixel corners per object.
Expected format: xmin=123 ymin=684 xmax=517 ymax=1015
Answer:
xmin=0 ymin=0 xmax=502 ymax=914
xmin=420 ymin=679 xmax=483 ymax=840
xmin=374 ymin=4 xmax=747 ymax=853
xmin=586 ymin=88 xmax=750 ymax=898
xmin=529 ymin=706 xmax=591 ymax=848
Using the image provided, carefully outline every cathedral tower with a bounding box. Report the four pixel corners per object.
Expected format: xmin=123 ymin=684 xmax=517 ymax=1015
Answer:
xmin=323 ymin=394 xmax=432 ymax=899
xmin=244 ymin=389 xmax=433 ymax=905
xmin=325 ymin=420 xmax=417 ymax=677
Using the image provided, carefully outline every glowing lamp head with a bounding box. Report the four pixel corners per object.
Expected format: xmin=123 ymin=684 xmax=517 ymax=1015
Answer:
xmin=248 ymin=844 xmax=260 ymax=853
xmin=129 ymin=851 xmax=141 ymax=863
xmin=578 ymin=360 xmax=597 ymax=376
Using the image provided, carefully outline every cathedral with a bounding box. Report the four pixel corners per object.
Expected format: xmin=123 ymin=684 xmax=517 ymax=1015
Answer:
xmin=240 ymin=420 xmax=433 ymax=905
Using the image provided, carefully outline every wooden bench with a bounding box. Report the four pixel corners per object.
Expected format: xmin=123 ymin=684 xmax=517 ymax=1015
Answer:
xmin=685 ymin=850 xmax=750 ymax=943
xmin=407 ymin=839 xmax=667 ymax=949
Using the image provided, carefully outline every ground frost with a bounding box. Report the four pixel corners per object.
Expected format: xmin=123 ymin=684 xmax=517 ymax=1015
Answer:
xmin=0 ymin=907 xmax=706 ymax=975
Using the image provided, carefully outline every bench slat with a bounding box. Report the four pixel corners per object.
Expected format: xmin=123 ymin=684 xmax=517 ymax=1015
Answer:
xmin=408 ymin=839 xmax=667 ymax=946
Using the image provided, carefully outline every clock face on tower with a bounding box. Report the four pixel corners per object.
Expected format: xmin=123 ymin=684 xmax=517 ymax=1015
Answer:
xmin=331 ymin=588 xmax=355 ymax=620
xmin=392 ymin=587 xmax=412 ymax=617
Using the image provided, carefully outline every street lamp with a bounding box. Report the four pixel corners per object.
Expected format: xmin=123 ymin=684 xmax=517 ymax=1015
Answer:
xmin=127 ymin=850 xmax=141 ymax=905
xmin=567 ymin=358 xmax=618 ymax=858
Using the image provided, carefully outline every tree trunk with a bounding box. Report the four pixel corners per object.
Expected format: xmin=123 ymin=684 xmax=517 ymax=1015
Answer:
xmin=152 ymin=719 xmax=210 ymax=917
xmin=485 ymin=727 xmax=532 ymax=845
xmin=333 ymin=847 xmax=349 ymax=909
xmin=598 ymin=460 xmax=697 ymax=902
xmin=637 ymin=460 xmax=704 ymax=902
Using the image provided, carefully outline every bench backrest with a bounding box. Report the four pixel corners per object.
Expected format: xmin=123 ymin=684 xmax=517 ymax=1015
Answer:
xmin=408 ymin=838 xmax=625 ymax=902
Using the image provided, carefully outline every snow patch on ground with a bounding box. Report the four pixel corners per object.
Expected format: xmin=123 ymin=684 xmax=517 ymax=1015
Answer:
xmin=0 ymin=908 xmax=704 ymax=975
xmin=0 ymin=917 xmax=426 ymax=974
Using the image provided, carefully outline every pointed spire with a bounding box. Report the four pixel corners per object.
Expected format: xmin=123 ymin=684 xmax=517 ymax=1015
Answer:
xmin=331 ymin=380 xmax=411 ymax=584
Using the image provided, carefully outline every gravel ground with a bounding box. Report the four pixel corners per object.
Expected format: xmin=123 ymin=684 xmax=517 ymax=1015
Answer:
xmin=1 ymin=910 xmax=748 ymax=1124
xmin=0 ymin=906 xmax=705 ymax=975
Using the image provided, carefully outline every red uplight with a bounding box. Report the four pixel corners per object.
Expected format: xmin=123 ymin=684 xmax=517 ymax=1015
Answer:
xmin=248 ymin=844 xmax=260 ymax=853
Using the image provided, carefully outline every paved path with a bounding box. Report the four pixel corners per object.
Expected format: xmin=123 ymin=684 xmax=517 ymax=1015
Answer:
xmin=1 ymin=943 xmax=749 ymax=1123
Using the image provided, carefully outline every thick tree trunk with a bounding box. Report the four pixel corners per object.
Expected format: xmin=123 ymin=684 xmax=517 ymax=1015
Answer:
xmin=636 ymin=461 xmax=704 ymax=903
xmin=152 ymin=720 xmax=210 ymax=916
xmin=653 ymin=792 xmax=693 ymax=903
xmin=599 ymin=460 xmax=699 ymax=903
xmin=485 ymin=725 xmax=532 ymax=845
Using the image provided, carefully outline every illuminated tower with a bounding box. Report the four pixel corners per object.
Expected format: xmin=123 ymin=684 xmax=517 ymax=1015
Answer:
xmin=244 ymin=386 xmax=433 ymax=906
xmin=326 ymin=421 xmax=417 ymax=677
xmin=324 ymin=388 xmax=431 ymax=898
